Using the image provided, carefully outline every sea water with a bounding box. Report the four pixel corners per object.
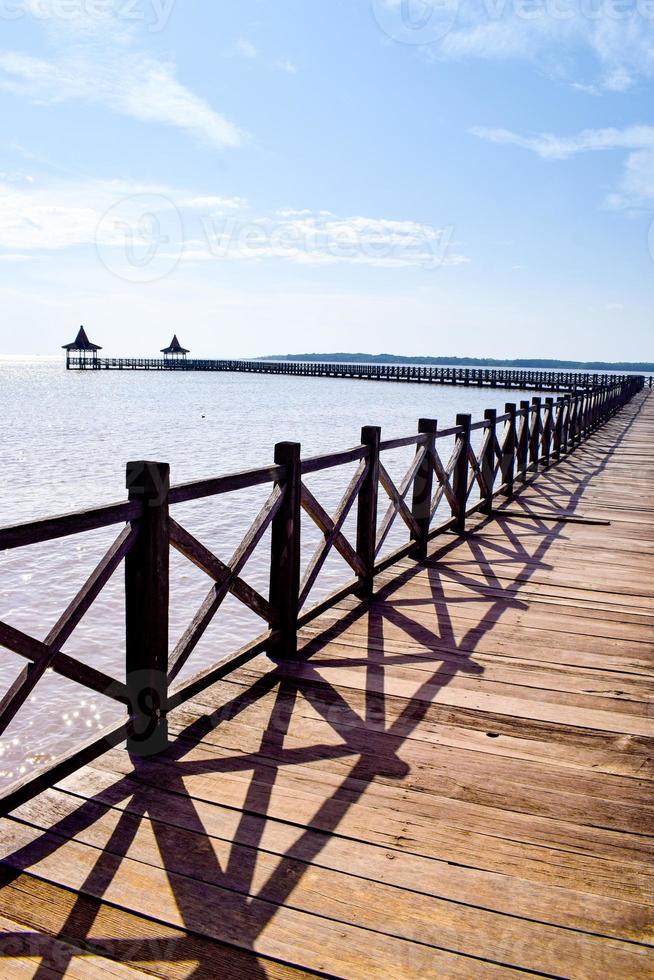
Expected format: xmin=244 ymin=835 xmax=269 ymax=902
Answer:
xmin=0 ymin=355 xmax=596 ymax=786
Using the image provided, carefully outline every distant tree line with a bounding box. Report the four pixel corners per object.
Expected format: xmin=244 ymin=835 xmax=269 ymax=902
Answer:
xmin=259 ymin=352 xmax=654 ymax=372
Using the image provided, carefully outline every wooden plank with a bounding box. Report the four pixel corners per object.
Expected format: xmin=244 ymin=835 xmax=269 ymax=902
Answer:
xmin=82 ymin=743 xmax=653 ymax=906
xmin=0 ymin=820 xmax=518 ymax=979
xmin=49 ymin=766 xmax=654 ymax=940
xmin=181 ymin=673 xmax=654 ymax=780
xmin=168 ymin=464 xmax=283 ymax=505
xmin=0 ymin=502 xmax=141 ymax=551
xmin=0 ymin=873 xmax=318 ymax=979
xmin=6 ymin=792 xmax=652 ymax=979
xmin=269 ymin=658 xmax=654 ymax=737
xmin=0 ymin=385 xmax=651 ymax=979
xmin=0 ymin=910 xmax=153 ymax=978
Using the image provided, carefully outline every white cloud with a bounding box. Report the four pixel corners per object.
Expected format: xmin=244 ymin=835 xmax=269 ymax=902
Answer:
xmin=471 ymin=124 xmax=654 ymax=159
xmin=276 ymin=58 xmax=297 ymax=74
xmin=415 ymin=0 xmax=654 ymax=92
xmin=570 ymin=81 xmax=601 ymax=95
xmin=194 ymin=210 xmax=468 ymax=268
xmin=472 ymin=123 xmax=654 ymax=205
xmin=0 ymin=177 xmax=246 ymax=251
xmin=0 ymin=8 xmax=245 ymax=149
xmin=235 ymin=39 xmax=257 ymax=59
xmin=0 ymin=176 xmax=468 ymax=270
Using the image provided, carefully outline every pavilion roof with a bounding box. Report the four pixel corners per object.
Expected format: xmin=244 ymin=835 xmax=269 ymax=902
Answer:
xmin=62 ymin=326 xmax=102 ymax=352
xmin=161 ymin=334 xmax=190 ymax=355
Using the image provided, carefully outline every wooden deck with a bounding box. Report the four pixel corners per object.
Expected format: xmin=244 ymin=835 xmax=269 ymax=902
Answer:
xmin=1 ymin=390 xmax=653 ymax=978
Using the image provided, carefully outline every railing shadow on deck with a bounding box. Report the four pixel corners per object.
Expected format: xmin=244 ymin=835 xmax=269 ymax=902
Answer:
xmin=0 ymin=389 xmax=647 ymax=977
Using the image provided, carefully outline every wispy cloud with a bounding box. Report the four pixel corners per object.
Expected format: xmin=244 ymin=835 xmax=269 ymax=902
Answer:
xmin=276 ymin=58 xmax=297 ymax=74
xmin=0 ymin=7 xmax=246 ymax=149
xmin=0 ymin=176 xmax=243 ymax=251
xmin=0 ymin=175 xmax=468 ymax=271
xmin=471 ymin=124 xmax=654 ymax=160
xmin=235 ymin=38 xmax=258 ymax=59
xmin=393 ymin=0 xmax=654 ymax=92
xmin=193 ymin=210 xmax=467 ymax=268
xmin=471 ymin=123 xmax=654 ymax=205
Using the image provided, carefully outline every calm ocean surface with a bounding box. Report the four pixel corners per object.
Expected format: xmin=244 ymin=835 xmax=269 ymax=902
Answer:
xmin=0 ymin=356 xmax=589 ymax=785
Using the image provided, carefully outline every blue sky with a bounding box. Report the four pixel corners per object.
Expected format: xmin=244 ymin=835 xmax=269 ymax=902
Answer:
xmin=0 ymin=0 xmax=652 ymax=359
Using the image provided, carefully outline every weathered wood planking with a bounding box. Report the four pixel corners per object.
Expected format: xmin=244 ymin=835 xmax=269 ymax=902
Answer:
xmin=0 ymin=390 xmax=653 ymax=977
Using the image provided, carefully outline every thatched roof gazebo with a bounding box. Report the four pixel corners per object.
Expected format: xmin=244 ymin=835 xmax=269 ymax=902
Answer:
xmin=161 ymin=335 xmax=190 ymax=359
xmin=62 ymin=326 xmax=102 ymax=366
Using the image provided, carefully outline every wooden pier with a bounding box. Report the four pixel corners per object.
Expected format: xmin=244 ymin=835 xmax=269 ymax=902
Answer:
xmin=0 ymin=378 xmax=652 ymax=977
xmin=65 ymin=354 xmax=645 ymax=393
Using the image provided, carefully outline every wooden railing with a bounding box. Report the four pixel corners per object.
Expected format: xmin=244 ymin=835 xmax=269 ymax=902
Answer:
xmin=0 ymin=376 xmax=644 ymax=814
xmin=65 ymin=355 xmax=647 ymax=392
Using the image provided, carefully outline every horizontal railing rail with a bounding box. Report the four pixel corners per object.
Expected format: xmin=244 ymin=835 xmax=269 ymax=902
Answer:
xmin=0 ymin=374 xmax=644 ymax=814
xmin=65 ymin=355 xmax=650 ymax=392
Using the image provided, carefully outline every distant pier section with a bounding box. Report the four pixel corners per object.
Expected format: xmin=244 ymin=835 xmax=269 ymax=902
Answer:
xmin=63 ymin=327 xmax=649 ymax=392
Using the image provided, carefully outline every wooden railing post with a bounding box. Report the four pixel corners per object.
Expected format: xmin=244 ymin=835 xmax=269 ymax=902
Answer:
xmin=501 ymin=403 xmax=517 ymax=497
xmin=562 ymin=395 xmax=571 ymax=454
xmin=517 ymin=400 xmax=530 ymax=481
xmin=529 ymin=397 xmax=542 ymax=472
xmin=268 ymin=442 xmax=301 ymax=659
xmin=571 ymin=393 xmax=580 ymax=446
xmin=543 ymin=397 xmax=554 ymax=466
xmin=553 ymin=397 xmax=564 ymax=461
xmin=125 ymin=460 xmax=170 ymax=756
xmin=481 ymin=409 xmax=496 ymax=515
xmin=356 ymin=426 xmax=381 ymax=598
xmin=411 ymin=419 xmax=437 ymax=560
xmin=579 ymin=392 xmax=587 ymax=441
xmin=452 ymin=414 xmax=471 ymax=534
